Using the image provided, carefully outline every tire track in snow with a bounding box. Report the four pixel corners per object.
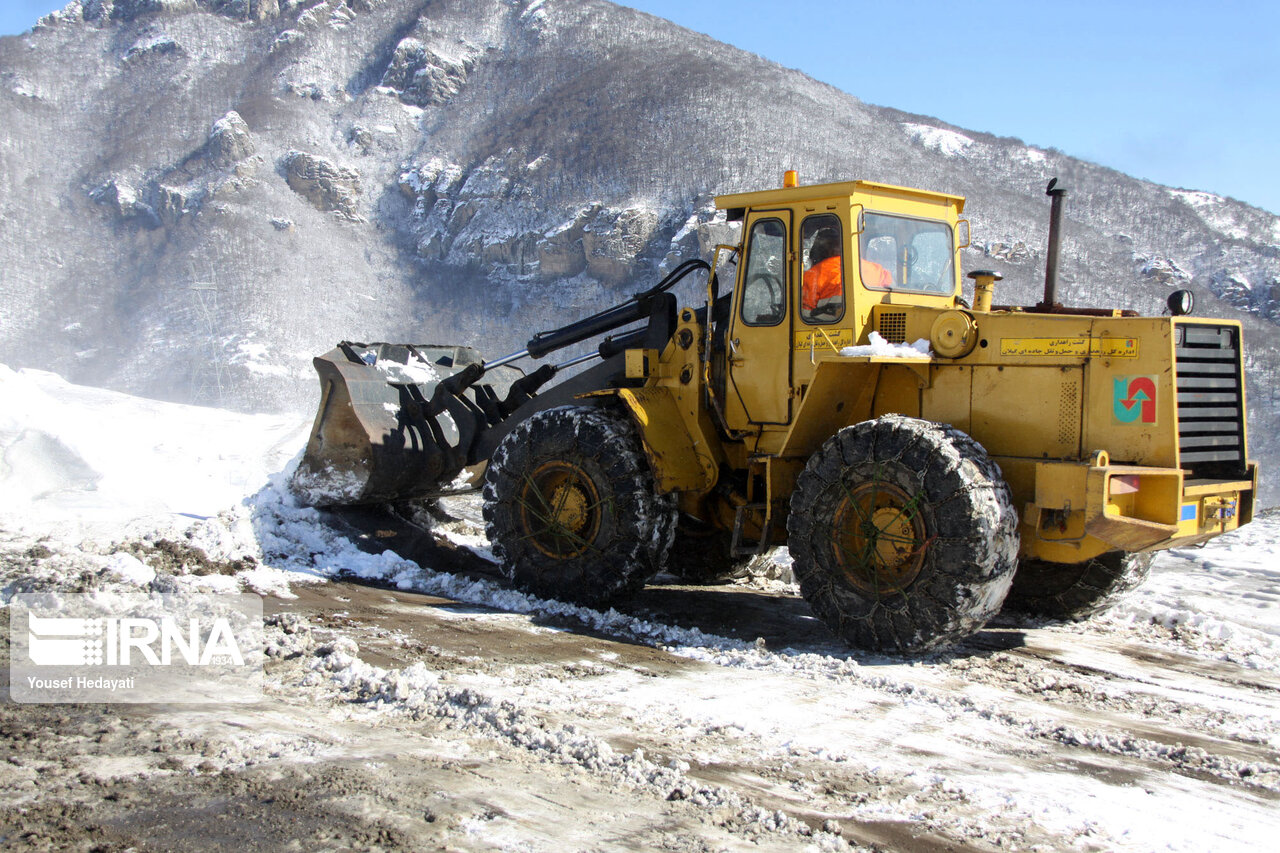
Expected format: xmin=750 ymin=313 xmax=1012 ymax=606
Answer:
xmin=954 ymin=635 xmax=1280 ymax=752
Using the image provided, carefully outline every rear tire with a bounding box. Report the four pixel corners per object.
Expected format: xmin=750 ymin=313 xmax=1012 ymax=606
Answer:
xmin=787 ymin=415 xmax=1019 ymax=653
xmin=1003 ymin=552 xmax=1154 ymax=619
xmin=483 ymin=406 xmax=676 ymax=605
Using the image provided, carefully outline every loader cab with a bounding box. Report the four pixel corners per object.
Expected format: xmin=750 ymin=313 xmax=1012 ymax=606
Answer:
xmin=714 ymin=179 xmax=967 ymax=433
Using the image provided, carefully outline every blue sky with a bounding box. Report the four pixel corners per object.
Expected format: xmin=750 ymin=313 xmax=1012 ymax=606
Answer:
xmin=619 ymin=0 xmax=1280 ymax=216
xmin=3 ymin=1 xmax=1277 ymax=215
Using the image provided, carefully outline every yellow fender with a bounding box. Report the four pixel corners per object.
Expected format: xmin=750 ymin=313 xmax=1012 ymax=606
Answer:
xmin=583 ymin=387 xmax=718 ymax=495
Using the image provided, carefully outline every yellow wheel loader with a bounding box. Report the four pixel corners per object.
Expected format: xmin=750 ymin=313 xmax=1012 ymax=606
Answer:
xmin=294 ymin=175 xmax=1257 ymax=652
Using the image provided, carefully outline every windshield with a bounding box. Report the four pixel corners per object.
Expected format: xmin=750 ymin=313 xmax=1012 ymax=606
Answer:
xmin=859 ymin=213 xmax=955 ymax=295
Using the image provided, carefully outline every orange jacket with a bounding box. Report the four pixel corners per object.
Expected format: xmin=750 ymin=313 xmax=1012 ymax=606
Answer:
xmin=802 ymin=256 xmax=893 ymax=311
xmin=861 ymin=258 xmax=893 ymax=289
xmin=802 ymin=256 xmax=842 ymax=311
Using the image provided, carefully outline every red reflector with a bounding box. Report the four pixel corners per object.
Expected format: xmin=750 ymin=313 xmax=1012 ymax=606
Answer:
xmin=1111 ymin=475 xmax=1140 ymax=495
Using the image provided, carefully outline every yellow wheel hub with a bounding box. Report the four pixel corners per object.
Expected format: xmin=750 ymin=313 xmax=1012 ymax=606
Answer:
xmin=831 ymin=481 xmax=927 ymax=596
xmin=519 ymin=461 xmax=602 ymax=559
xmin=547 ymin=481 xmax=589 ymax=531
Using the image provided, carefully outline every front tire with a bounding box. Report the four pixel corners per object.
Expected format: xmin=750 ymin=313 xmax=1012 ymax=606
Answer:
xmin=787 ymin=415 xmax=1019 ymax=653
xmin=1003 ymin=552 xmax=1154 ymax=619
xmin=483 ymin=406 xmax=676 ymax=605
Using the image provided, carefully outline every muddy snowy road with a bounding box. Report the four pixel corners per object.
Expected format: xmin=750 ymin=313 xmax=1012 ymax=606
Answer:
xmin=272 ymin=573 xmax=1280 ymax=851
xmin=4 ymin=495 xmax=1278 ymax=852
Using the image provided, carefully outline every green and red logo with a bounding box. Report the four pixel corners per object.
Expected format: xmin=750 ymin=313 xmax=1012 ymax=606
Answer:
xmin=1114 ymin=376 xmax=1157 ymax=424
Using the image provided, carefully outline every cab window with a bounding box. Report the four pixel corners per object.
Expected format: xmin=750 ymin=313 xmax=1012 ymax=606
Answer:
xmin=740 ymin=218 xmax=787 ymax=326
xmin=859 ymin=212 xmax=955 ymax=295
xmin=800 ymin=214 xmax=844 ymax=324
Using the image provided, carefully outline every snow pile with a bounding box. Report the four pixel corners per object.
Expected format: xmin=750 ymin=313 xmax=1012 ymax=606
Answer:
xmin=839 ymin=331 xmax=931 ymax=358
xmin=0 ymin=365 xmax=307 ymax=540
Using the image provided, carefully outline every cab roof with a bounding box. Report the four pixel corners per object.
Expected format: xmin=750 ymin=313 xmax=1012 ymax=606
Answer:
xmin=714 ymin=179 xmax=966 ymax=215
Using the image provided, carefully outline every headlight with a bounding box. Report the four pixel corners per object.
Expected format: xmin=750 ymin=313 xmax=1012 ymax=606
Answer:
xmin=1167 ymin=289 xmax=1195 ymax=316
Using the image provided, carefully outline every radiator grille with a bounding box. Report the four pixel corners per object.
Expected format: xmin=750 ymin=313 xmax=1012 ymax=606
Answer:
xmin=1174 ymin=324 xmax=1247 ymax=478
xmin=878 ymin=312 xmax=907 ymax=343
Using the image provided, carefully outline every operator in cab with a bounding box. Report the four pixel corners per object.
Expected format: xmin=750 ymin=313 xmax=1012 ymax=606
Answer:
xmin=802 ymin=229 xmax=892 ymax=321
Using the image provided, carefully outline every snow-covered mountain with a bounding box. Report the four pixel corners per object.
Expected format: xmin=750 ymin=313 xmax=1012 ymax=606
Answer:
xmin=2 ymin=0 xmax=1277 ymax=501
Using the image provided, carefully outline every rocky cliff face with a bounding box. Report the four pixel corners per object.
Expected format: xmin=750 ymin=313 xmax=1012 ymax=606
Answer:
xmin=2 ymin=0 xmax=1278 ymax=501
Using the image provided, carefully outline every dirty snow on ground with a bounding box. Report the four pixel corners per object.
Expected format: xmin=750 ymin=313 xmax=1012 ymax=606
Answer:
xmin=2 ymin=365 xmax=1279 ymax=851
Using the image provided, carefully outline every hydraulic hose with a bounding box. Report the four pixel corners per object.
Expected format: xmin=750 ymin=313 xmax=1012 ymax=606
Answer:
xmin=523 ymin=259 xmax=711 ymax=359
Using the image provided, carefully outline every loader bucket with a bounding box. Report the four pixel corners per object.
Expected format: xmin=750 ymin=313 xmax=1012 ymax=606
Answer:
xmin=290 ymin=342 xmax=525 ymax=506
xmin=291 ymin=260 xmax=712 ymax=507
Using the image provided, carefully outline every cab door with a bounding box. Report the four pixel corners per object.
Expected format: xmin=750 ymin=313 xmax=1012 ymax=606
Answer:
xmin=725 ymin=211 xmax=793 ymax=428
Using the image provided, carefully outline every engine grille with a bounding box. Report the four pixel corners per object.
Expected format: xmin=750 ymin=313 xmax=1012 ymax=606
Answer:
xmin=1174 ymin=324 xmax=1247 ymax=479
xmin=878 ymin=312 xmax=907 ymax=343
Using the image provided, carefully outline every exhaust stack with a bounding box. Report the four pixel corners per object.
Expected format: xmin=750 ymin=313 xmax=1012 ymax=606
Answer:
xmin=1041 ymin=177 xmax=1067 ymax=309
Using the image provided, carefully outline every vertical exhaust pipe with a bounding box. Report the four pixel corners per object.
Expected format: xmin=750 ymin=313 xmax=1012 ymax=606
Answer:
xmin=1042 ymin=178 xmax=1067 ymax=310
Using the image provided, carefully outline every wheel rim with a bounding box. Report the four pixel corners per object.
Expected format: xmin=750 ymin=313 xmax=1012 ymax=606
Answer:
xmin=830 ymin=479 xmax=928 ymax=596
xmin=518 ymin=461 xmax=603 ymax=559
